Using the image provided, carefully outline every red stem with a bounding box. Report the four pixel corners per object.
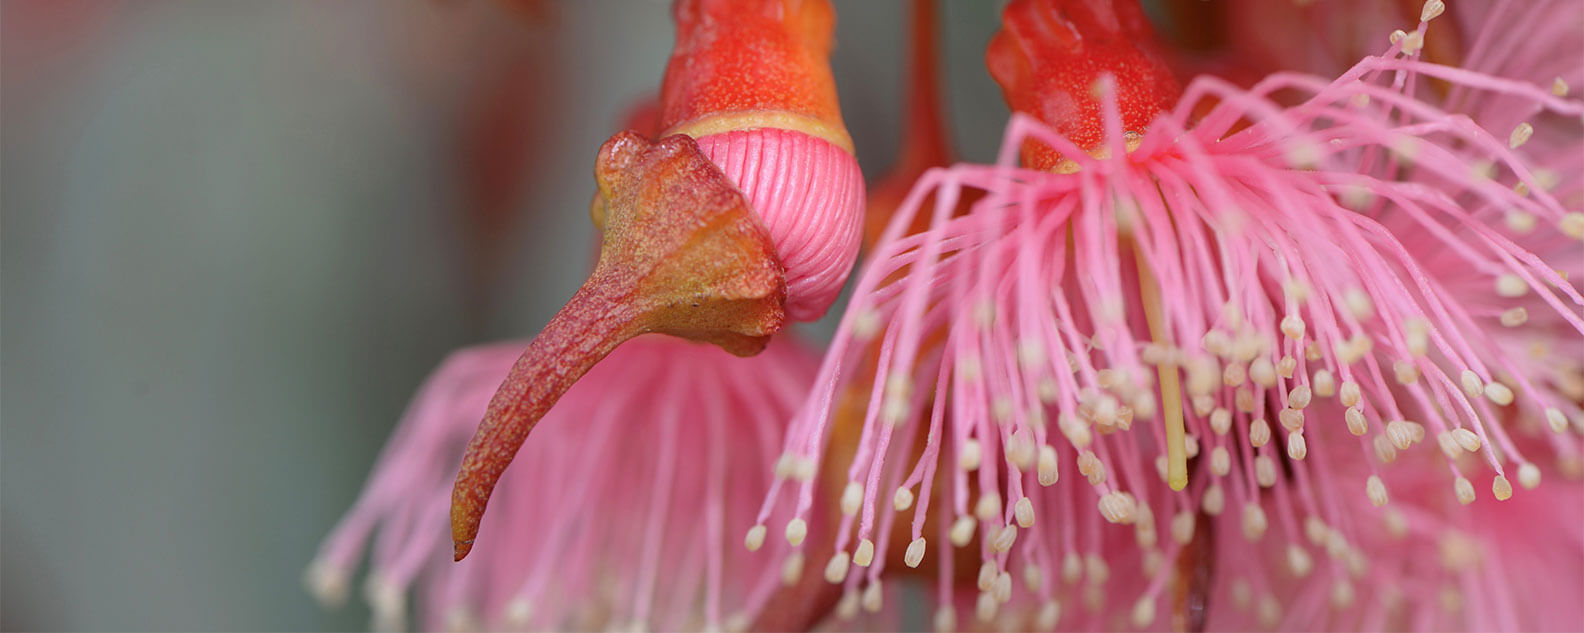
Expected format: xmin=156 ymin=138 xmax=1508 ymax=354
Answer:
xmin=898 ymin=0 xmax=950 ymax=170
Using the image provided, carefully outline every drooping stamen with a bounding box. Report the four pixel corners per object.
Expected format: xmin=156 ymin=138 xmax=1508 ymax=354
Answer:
xmin=451 ymin=131 xmax=787 ymax=560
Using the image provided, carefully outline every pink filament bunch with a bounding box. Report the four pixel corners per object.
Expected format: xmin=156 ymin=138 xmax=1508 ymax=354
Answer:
xmin=694 ymin=127 xmax=866 ymax=321
xmin=749 ymin=5 xmax=1584 ymax=631
xmin=306 ymin=336 xmax=817 ymax=631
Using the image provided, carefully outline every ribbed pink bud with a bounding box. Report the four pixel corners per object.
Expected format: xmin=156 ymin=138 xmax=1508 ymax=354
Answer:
xmin=693 ymin=128 xmax=864 ymax=321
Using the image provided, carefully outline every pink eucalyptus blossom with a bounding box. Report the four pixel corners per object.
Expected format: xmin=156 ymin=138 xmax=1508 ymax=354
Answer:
xmin=307 ymin=335 xmax=817 ymax=631
xmin=751 ymin=3 xmax=1584 ymax=631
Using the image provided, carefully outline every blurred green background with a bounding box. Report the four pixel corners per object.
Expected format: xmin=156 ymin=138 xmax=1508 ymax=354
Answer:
xmin=0 ymin=1 xmax=1011 ymax=630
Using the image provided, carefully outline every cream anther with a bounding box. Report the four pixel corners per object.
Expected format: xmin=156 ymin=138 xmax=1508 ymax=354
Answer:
xmin=975 ymin=491 xmax=1003 ymax=521
xmin=1492 ymin=475 xmax=1513 ymax=501
xmin=1509 ymin=122 xmax=1534 ymax=148
xmin=1313 ymin=370 xmax=1336 ymax=397
xmin=1171 ymin=511 xmax=1195 ymax=544
xmin=904 ymin=537 xmax=926 ymax=568
xmin=1006 ymin=436 xmax=1036 ymax=470
xmin=1386 ymin=420 xmax=1417 ymax=450
xmin=1287 ymin=431 xmax=1308 ymax=460
xmin=1255 ymin=455 xmax=1277 ymax=487
xmin=1485 ymin=382 xmax=1514 ymax=406
xmin=1450 ymin=428 xmax=1481 ymax=453
xmin=893 ymin=486 xmax=915 ymax=512
xmin=1288 ymin=544 xmax=1315 ymax=577
xmin=1015 ymin=497 xmax=1036 ymax=527
xmin=1242 ymin=504 xmax=1269 ymax=541
xmin=836 ymin=590 xmax=859 ymax=620
xmin=935 ymin=607 xmax=955 ymax=633
xmin=975 ymin=592 xmax=997 ymax=623
xmin=977 ymin=561 xmax=998 ymax=591
xmin=1289 ymin=384 xmax=1313 ymax=409
xmin=1436 ymin=432 xmax=1463 ymax=459
xmin=1223 ymin=362 xmax=1247 ymax=387
xmin=1374 ymin=434 xmax=1399 ymax=463
xmin=745 ymin=525 xmax=767 ymax=551
xmin=1561 ymin=213 xmax=1584 ymax=240
xmin=792 ymin=455 xmax=817 ymax=481
xmin=1187 ymin=357 xmax=1219 ymax=395
xmin=781 ymin=552 xmax=804 ymax=586
xmin=1505 ymin=210 xmax=1536 ymax=234
xmin=1335 ymin=334 xmax=1372 ymax=364
xmin=1460 ymin=370 xmax=1484 ymax=397
xmin=949 ymin=515 xmax=975 ymax=547
xmin=1210 ymin=446 xmax=1231 ymax=476
xmin=1547 ymin=408 xmax=1569 ymax=434
xmin=1038 ymin=445 xmax=1059 ymax=485
xmin=991 ymin=524 xmax=1018 ymax=552
xmin=850 ymin=310 xmax=880 ymax=340
xmin=1501 ymin=307 xmax=1528 ymax=327
xmin=1210 ymin=408 xmax=1232 ymax=435
xmin=824 ymin=552 xmax=850 ymax=583
xmin=1304 ymin=517 xmax=1329 ymax=545
xmin=1132 ymin=598 xmax=1157 ymax=629
xmin=1339 ymin=380 xmax=1362 ymax=407
xmin=1454 ymin=477 xmax=1476 ymax=504
xmin=1404 ymin=318 xmax=1429 ymax=356
xmin=1281 ymin=314 xmax=1306 ymax=339
xmin=785 ymin=518 xmax=808 ymax=546
xmin=1060 ymin=413 xmax=1092 ymax=448
xmin=1420 ymin=0 xmax=1445 ymax=21
xmin=854 ymin=539 xmax=875 ymax=566
xmin=1099 ymin=491 xmax=1138 ymax=524
xmin=1495 ymin=274 xmax=1529 ymax=298
xmin=1394 ymin=360 xmax=1419 ymax=385
xmin=958 ymin=439 xmax=982 ymax=471
xmin=841 ymin=482 xmax=862 ymax=516
xmin=862 ymin=581 xmax=882 ymax=613
xmin=1024 ymin=565 xmax=1043 ymax=592
xmin=1345 ymin=288 xmax=1374 ymax=319
xmin=1367 ymin=475 xmax=1388 ymax=506
xmin=1037 ymin=601 xmax=1061 ymax=629
xmin=1470 ymin=159 xmax=1496 ymax=182
xmin=1250 ymin=418 xmax=1272 ymax=447
xmin=1518 ymin=462 xmax=1541 ymax=489
xmin=1202 ymin=484 xmax=1226 ymax=515
xmin=1250 ymin=358 xmax=1277 ymax=387
xmin=1078 ymin=451 xmax=1106 ymax=486
xmin=1279 ymin=408 xmax=1305 ymax=432
xmin=1331 ymin=579 xmax=1356 ymax=609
